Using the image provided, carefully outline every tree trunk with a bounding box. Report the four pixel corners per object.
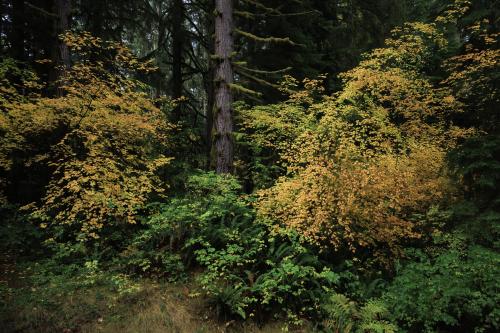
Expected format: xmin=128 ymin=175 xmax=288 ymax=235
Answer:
xmin=50 ymin=0 xmax=71 ymax=96
xmin=156 ymin=18 xmax=167 ymax=98
xmin=0 ymin=0 xmax=4 ymax=52
xmin=213 ymin=0 xmax=234 ymax=174
xmin=171 ymin=0 xmax=185 ymax=120
xmin=205 ymin=5 xmax=215 ymax=169
xmin=10 ymin=0 xmax=25 ymax=61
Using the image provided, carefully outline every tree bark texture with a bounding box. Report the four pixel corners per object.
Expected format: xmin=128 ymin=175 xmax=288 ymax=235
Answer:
xmin=213 ymin=0 xmax=234 ymax=174
xmin=204 ymin=5 xmax=215 ymax=168
xmin=0 ymin=0 xmax=4 ymax=51
xmin=171 ymin=0 xmax=185 ymax=120
xmin=50 ymin=0 xmax=71 ymax=96
xmin=10 ymin=0 xmax=25 ymax=60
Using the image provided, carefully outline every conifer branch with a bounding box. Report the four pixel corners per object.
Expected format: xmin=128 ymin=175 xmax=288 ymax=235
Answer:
xmin=228 ymin=83 xmax=262 ymax=97
xmin=234 ymin=28 xmax=302 ymax=46
xmin=234 ymin=10 xmax=255 ymax=19
xmin=235 ymin=70 xmax=280 ymax=89
xmin=24 ymin=1 xmax=59 ymax=19
xmin=240 ymin=0 xmax=282 ymax=15
xmin=235 ymin=64 xmax=292 ymax=76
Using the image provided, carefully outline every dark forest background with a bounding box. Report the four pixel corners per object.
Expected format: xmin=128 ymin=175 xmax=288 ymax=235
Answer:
xmin=0 ymin=1 xmax=499 ymax=332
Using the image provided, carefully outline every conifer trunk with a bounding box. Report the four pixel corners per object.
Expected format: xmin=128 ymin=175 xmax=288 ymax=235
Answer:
xmin=171 ymin=0 xmax=184 ymax=120
xmin=0 ymin=0 xmax=4 ymax=52
xmin=213 ymin=0 xmax=234 ymax=174
xmin=10 ymin=0 xmax=25 ymax=61
xmin=50 ymin=0 xmax=71 ymax=96
xmin=205 ymin=7 xmax=215 ymax=169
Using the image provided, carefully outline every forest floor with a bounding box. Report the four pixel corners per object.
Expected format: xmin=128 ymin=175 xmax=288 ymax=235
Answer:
xmin=0 ymin=255 xmax=305 ymax=333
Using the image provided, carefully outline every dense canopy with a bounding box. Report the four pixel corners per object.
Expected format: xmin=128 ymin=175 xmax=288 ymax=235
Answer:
xmin=0 ymin=0 xmax=499 ymax=332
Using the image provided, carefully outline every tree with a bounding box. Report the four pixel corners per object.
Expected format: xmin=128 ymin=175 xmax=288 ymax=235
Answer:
xmin=9 ymin=0 xmax=25 ymax=61
xmin=50 ymin=0 xmax=71 ymax=96
xmin=213 ymin=0 xmax=234 ymax=174
xmin=171 ymin=0 xmax=185 ymax=120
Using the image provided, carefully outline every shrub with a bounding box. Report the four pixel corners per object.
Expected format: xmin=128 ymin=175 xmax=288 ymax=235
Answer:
xmin=121 ymin=171 xmax=339 ymax=322
xmin=235 ymin=77 xmax=324 ymax=189
xmin=118 ymin=172 xmax=250 ymax=281
xmin=0 ymin=33 xmax=173 ymax=245
xmin=258 ymin=144 xmax=455 ymax=267
xmin=195 ymin=227 xmax=338 ymax=322
xmin=383 ymin=245 xmax=500 ymax=332
xmin=253 ymin=22 xmax=462 ymax=267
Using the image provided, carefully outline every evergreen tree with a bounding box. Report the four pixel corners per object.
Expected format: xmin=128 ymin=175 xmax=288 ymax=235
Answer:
xmin=49 ymin=0 xmax=71 ymax=96
xmin=213 ymin=0 xmax=235 ymax=173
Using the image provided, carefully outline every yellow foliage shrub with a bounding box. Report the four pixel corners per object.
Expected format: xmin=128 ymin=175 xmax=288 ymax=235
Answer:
xmin=234 ymin=76 xmax=329 ymax=188
xmin=442 ymin=28 xmax=500 ymax=132
xmin=252 ymin=22 xmax=463 ymax=266
xmin=25 ymin=95 xmax=171 ymax=239
xmin=0 ymin=33 xmax=172 ymax=241
xmin=257 ymin=144 xmax=454 ymax=264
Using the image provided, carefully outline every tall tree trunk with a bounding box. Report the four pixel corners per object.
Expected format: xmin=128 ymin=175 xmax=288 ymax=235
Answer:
xmin=10 ymin=0 xmax=25 ymax=61
xmin=213 ymin=0 xmax=234 ymax=174
xmin=0 ymin=0 xmax=4 ymax=52
xmin=50 ymin=0 xmax=71 ymax=96
xmin=205 ymin=5 xmax=215 ymax=169
xmin=156 ymin=18 xmax=166 ymax=98
xmin=89 ymin=0 xmax=104 ymax=38
xmin=205 ymin=65 xmax=215 ymax=168
xmin=171 ymin=0 xmax=184 ymax=120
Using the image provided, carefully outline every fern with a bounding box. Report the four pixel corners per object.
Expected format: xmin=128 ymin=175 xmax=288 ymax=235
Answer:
xmin=322 ymin=294 xmax=398 ymax=333
xmin=359 ymin=321 xmax=397 ymax=333
xmin=323 ymin=293 xmax=358 ymax=333
xmin=359 ymin=300 xmax=389 ymax=322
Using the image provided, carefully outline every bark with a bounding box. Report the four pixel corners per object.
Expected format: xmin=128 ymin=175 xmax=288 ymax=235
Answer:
xmin=156 ymin=18 xmax=167 ymax=98
xmin=213 ymin=0 xmax=234 ymax=174
xmin=0 ymin=0 xmax=4 ymax=51
xmin=171 ymin=0 xmax=185 ymax=120
xmin=10 ymin=0 xmax=25 ymax=60
xmin=50 ymin=0 xmax=71 ymax=96
xmin=205 ymin=6 xmax=215 ymax=168
xmin=205 ymin=65 xmax=215 ymax=168
xmin=89 ymin=0 xmax=103 ymax=37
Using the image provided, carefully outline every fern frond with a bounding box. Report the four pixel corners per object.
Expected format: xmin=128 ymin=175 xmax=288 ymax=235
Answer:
xmin=360 ymin=300 xmax=389 ymax=322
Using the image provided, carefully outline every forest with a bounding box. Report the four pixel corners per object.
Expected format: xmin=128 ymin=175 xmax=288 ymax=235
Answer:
xmin=0 ymin=0 xmax=499 ymax=332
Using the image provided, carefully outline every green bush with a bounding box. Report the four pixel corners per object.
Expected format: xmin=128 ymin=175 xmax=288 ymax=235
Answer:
xmin=120 ymin=171 xmax=339 ymax=322
xmin=182 ymin=174 xmax=339 ymax=322
xmin=0 ymin=203 xmax=42 ymax=256
xmin=117 ymin=171 xmax=248 ymax=280
xmin=449 ymin=134 xmax=500 ymax=248
xmin=195 ymin=228 xmax=339 ymax=322
xmin=383 ymin=245 xmax=500 ymax=333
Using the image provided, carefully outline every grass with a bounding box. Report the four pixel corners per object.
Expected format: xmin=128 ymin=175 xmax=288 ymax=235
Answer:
xmin=0 ymin=257 xmax=311 ymax=333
